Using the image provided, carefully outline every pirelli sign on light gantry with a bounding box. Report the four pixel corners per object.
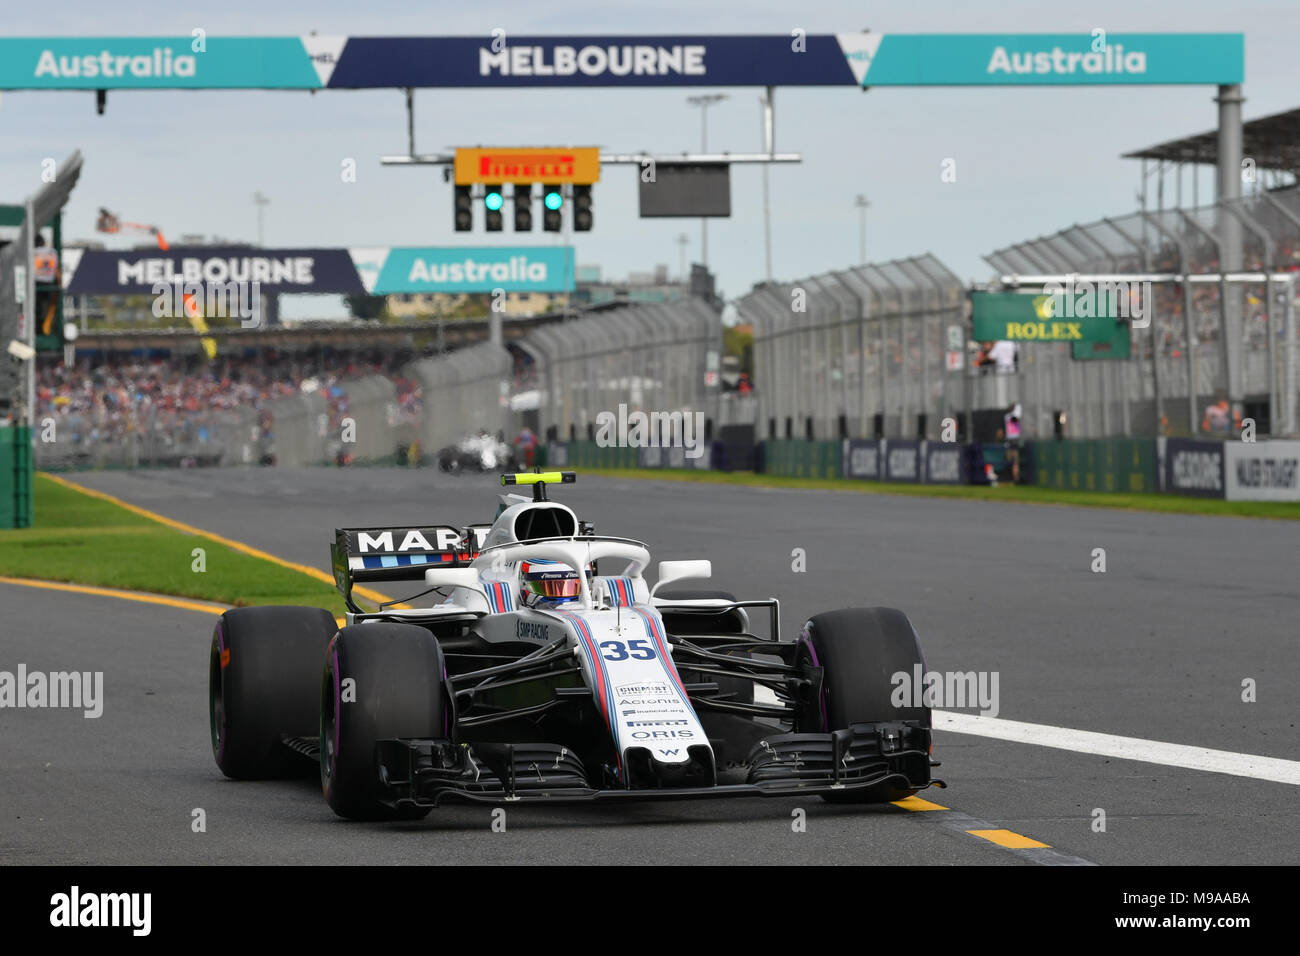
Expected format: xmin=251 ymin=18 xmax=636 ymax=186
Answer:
xmin=453 ymin=147 xmax=600 ymax=185
xmin=453 ymin=147 xmax=598 ymax=233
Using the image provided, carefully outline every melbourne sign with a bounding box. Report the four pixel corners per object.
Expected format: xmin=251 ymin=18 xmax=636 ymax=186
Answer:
xmin=62 ymin=247 xmax=364 ymax=295
xmin=62 ymin=245 xmax=574 ymax=295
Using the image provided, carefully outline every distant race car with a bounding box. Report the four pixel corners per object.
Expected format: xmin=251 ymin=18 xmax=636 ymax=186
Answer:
xmin=436 ymin=433 xmax=515 ymax=473
xmin=208 ymin=471 xmax=943 ymax=819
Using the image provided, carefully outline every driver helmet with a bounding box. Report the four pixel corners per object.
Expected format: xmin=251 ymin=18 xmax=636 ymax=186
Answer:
xmin=520 ymin=560 xmax=585 ymax=605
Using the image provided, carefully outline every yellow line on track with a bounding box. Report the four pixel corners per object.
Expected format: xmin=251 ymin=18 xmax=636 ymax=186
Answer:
xmin=892 ymin=795 xmax=949 ymax=811
xmin=0 ymin=575 xmax=347 ymax=629
xmin=41 ymin=473 xmax=402 ymax=608
xmin=967 ymin=828 xmax=1052 ymax=849
xmin=0 ymin=575 xmax=227 ymax=615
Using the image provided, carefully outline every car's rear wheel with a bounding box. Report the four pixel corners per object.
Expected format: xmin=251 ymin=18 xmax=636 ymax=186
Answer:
xmin=321 ymin=623 xmax=446 ymax=821
xmin=796 ymin=607 xmax=929 ymax=804
xmin=209 ymin=606 xmax=338 ymax=780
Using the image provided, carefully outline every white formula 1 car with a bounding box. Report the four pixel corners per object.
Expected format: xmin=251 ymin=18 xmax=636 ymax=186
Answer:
xmin=208 ymin=471 xmax=942 ymax=819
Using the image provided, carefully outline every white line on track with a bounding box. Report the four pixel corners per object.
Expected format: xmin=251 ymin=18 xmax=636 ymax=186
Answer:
xmin=935 ymin=711 xmax=1300 ymax=786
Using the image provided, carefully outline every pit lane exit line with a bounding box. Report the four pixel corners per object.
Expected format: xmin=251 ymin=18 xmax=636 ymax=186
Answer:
xmin=935 ymin=711 xmax=1300 ymax=786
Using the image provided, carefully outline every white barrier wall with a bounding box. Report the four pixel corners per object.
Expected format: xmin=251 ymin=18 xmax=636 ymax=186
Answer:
xmin=1224 ymin=440 xmax=1300 ymax=501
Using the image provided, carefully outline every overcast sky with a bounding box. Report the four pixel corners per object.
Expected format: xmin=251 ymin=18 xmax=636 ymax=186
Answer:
xmin=1 ymin=1 xmax=1295 ymax=318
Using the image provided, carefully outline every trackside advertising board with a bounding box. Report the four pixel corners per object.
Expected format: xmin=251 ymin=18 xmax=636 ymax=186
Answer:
xmin=841 ymin=439 xmax=963 ymax=483
xmin=842 ymin=439 xmax=882 ymax=479
xmin=884 ymin=440 xmax=921 ymax=482
xmin=923 ymin=442 xmax=965 ymax=484
xmin=1224 ymin=440 xmax=1300 ymax=502
xmin=972 ymin=292 xmax=1118 ymax=344
xmin=1163 ymin=438 xmax=1226 ymax=498
xmin=0 ymin=34 xmax=1242 ymax=90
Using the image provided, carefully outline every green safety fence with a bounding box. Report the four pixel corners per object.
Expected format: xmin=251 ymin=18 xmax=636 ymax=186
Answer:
xmin=0 ymin=426 xmax=34 ymax=528
xmin=559 ymin=441 xmax=639 ymax=470
xmin=1031 ymin=438 xmax=1157 ymax=493
xmin=761 ymin=440 xmax=842 ymax=479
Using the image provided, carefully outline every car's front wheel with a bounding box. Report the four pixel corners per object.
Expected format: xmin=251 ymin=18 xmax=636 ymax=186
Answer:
xmin=320 ymin=623 xmax=447 ymax=821
xmin=796 ymin=607 xmax=929 ymax=804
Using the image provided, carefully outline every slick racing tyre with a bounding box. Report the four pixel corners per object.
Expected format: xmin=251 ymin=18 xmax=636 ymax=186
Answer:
xmin=210 ymin=606 xmax=339 ymax=780
xmin=320 ymin=623 xmax=446 ymax=821
xmin=796 ymin=607 xmax=929 ymax=804
xmin=658 ymin=588 xmax=754 ymax=706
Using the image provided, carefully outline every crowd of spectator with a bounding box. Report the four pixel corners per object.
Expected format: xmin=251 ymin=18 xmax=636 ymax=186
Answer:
xmin=34 ymin=349 xmax=424 ymax=463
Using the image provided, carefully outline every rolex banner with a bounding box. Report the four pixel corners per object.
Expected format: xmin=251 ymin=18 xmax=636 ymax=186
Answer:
xmin=971 ymin=291 xmax=1118 ymax=343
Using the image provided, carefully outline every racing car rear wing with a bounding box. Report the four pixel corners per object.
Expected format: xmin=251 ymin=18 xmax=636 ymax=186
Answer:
xmin=331 ymin=524 xmax=491 ymax=610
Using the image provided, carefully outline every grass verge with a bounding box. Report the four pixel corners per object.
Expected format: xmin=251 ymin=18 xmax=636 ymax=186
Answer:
xmin=0 ymin=474 xmax=349 ymax=615
xmin=578 ymin=467 xmax=1300 ymax=520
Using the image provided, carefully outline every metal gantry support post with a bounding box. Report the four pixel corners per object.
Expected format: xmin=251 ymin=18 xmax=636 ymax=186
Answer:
xmin=761 ymin=86 xmax=775 ymax=284
xmin=24 ymin=198 xmax=36 ymax=432
xmin=1216 ymin=83 xmax=1246 ymax=424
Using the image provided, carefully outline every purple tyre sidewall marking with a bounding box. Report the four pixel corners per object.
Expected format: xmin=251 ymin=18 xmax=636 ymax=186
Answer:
xmin=798 ymin=628 xmax=828 ymax=731
xmin=213 ymin=622 xmax=227 ymax=762
xmin=330 ymin=643 xmax=342 ymax=778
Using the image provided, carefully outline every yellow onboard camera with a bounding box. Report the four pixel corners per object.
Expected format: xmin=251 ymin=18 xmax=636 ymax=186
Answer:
xmin=500 ymin=471 xmax=576 ymax=501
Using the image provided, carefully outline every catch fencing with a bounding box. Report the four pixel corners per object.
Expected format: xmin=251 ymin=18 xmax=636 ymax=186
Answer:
xmin=985 ymin=186 xmax=1300 ymax=438
xmin=409 ymin=341 xmax=511 ymax=456
xmin=519 ymin=300 xmax=721 ymax=444
xmin=735 ymin=254 xmax=967 ymax=442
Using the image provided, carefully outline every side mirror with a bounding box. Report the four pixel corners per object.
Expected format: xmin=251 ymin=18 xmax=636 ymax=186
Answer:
xmin=651 ymin=559 xmax=712 ymax=597
xmin=424 ymin=567 xmax=483 ymax=592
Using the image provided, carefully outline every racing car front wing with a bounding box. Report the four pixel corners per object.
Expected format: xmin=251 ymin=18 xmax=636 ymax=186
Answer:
xmin=374 ymin=721 xmax=939 ymax=806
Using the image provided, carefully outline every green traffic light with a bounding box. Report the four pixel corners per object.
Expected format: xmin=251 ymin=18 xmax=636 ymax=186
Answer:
xmin=544 ymin=191 xmax=563 ymax=211
xmin=485 ymin=191 xmax=504 ymax=211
